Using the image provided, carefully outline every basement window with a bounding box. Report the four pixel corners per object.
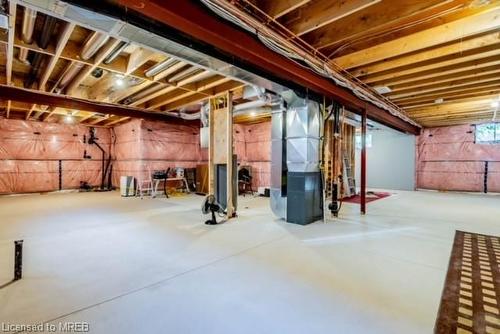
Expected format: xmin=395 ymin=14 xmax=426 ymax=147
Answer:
xmin=355 ymin=134 xmax=372 ymax=149
xmin=476 ymin=123 xmax=500 ymax=144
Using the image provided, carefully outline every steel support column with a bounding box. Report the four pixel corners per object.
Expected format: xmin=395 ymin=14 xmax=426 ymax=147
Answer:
xmin=361 ymin=108 xmax=367 ymax=215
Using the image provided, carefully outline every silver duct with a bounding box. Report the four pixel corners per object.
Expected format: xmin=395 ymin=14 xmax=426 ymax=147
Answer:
xmin=54 ymin=62 xmax=84 ymax=93
xmin=18 ymin=8 xmax=37 ymax=64
xmin=270 ymin=100 xmax=287 ymax=219
xmin=284 ymin=96 xmax=320 ymax=173
xmin=55 ymin=31 xmax=109 ymax=93
xmin=122 ymin=83 xmax=163 ymax=105
xmin=144 ymin=58 xmax=178 ymax=78
xmin=80 ymin=32 xmax=110 ymax=61
xmin=270 ymin=91 xmax=321 ymax=221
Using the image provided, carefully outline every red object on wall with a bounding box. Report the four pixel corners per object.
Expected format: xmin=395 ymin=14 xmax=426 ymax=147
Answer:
xmin=416 ymin=124 xmax=500 ymax=193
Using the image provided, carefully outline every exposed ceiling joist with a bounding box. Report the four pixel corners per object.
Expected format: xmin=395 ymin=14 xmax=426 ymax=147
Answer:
xmin=280 ymin=0 xmax=380 ymax=36
xmin=333 ymin=7 xmax=500 ymax=69
xmin=258 ymin=0 xmax=311 ymax=19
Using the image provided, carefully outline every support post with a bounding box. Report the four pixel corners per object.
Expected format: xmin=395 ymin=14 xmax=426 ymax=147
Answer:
xmin=58 ymin=160 xmax=62 ymax=191
xmin=484 ymin=161 xmax=489 ymax=194
xmin=361 ymin=108 xmax=367 ymax=215
xmin=14 ymin=240 xmax=23 ymax=281
xmin=208 ymin=100 xmax=215 ymax=195
xmin=226 ymin=91 xmax=234 ymax=218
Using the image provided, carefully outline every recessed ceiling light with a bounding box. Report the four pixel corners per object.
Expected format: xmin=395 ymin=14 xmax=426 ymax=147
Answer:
xmin=435 ymin=98 xmax=444 ymax=104
xmin=373 ymin=86 xmax=392 ymax=94
xmin=492 ymin=100 xmax=499 ymax=108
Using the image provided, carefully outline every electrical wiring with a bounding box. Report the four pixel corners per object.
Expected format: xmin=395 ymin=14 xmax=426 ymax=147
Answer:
xmin=200 ymin=0 xmax=420 ymax=128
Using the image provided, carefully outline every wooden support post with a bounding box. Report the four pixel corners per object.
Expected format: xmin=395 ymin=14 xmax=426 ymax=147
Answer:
xmin=361 ymin=108 xmax=367 ymax=215
xmin=208 ymin=99 xmax=215 ymax=195
xmin=226 ymin=91 xmax=234 ymax=218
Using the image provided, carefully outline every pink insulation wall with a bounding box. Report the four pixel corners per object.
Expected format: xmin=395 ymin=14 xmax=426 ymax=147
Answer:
xmin=112 ymin=119 xmax=202 ymax=185
xmin=0 ymin=117 xmax=272 ymax=194
xmin=0 ymin=118 xmax=111 ymax=194
xmin=113 ymin=120 xmax=272 ymax=189
xmin=417 ymin=124 xmax=500 ymax=193
xmin=233 ymin=122 xmax=271 ymax=188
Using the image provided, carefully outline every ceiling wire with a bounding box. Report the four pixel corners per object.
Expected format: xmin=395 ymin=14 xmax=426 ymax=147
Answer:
xmin=201 ymin=0 xmax=420 ymax=127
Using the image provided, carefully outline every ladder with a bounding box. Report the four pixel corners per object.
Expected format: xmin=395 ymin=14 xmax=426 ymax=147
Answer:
xmin=343 ymin=153 xmax=356 ymax=197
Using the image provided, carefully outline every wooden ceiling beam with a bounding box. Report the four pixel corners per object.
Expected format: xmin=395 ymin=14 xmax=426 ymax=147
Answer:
xmin=126 ymin=47 xmax=155 ymax=75
xmin=103 ymin=116 xmax=130 ymax=126
xmin=388 ymin=74 xmax=500 ymax=99
xmin=305 ymin=0 xmax=456 ymax=50
xmin=389 ymin=64 xmax=500 ymax=92
xmin=161 ymin=81 xmax=245 ymax=112
xmin=407 ymin=97 xmax=499 ymax=115
xmin=351 ymin=30 xmax=500 ymax=77
xmin=366 ymin=52 xmax=500 ymax=86
xmin=0 ymin=85 xmax=194 ymax=123
xmin=145 ymin=76 xmax=231 ymax=109
xmin=258 ymin=0 xmax=311 ymax=19
xmin=333 ymin=7 xmax=500 ymax=69
xmin=280 ymin=0 xmax=380 ymax=36
xmin=393 ymin=80 xmax=500 ymax=103
xmin=400 ymin=90 xmax=500 ymax=109
xmin=421 ymin=117 xmax=495 ymax=127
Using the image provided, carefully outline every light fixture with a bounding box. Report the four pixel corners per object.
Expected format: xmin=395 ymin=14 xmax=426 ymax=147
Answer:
xmin=373 ymin=86 xmax=392 ymax=94
xmin=115 ymin=75 xmax=125 ymax=87
xmin=491 ymin=100 xmax=499 ymax=108
xmin=64 ymin=112 xmax=74 ymax=124
xmin=435 ymin=98 xmax=444 ymax=104
xmin=249 ymin=111 xmax=256 ymax=117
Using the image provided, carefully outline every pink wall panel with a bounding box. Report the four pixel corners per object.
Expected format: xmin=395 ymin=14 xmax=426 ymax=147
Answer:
xmin=417 ymin=124 xmax=500 ymax=193
xmin=0 ymin=117 xmax=272 ymax=194
xmin=0 ymin=119 xmax=110 ymax=194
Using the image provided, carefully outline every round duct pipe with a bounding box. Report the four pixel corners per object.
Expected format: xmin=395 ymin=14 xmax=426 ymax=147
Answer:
xmin=80 ymin=32 xmax=110 ymax=61
xmin=18 ymin=8 xmax=37 ymax=64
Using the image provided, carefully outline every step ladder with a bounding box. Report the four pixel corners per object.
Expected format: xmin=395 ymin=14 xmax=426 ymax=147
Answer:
xmin=343 ymin=153 xmax=356 ymax=197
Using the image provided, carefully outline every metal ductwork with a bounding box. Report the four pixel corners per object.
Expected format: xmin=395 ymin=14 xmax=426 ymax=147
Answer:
xmin=122 ymin=83 xmax=163 ymax=105
xmin=144 ymin=58 xmax=178 ymax=78
xmin=80 ymin=32 xmax=109 ymax=61
xmin=24 ymin=14 xmax=57 ymax=88
xmin=168 ymin=66 xmax=200 ymax=82
xmin=270 ymin=100 xmax=287 ymax=219
xmin=55 ymin=31 xmax=110 ymax=93
xmin=103 ymin=40 xmax=128 ymax=64
xmin=18 ymin=8 xmax=37 ymax=64
xmin=54 ymin=62 xmax=84 ymax=93
xmin=270 ymin=91 xmax=322 ymax=224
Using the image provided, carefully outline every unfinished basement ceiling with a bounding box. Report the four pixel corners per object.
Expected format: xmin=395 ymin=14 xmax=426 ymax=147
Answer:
xmin=230 ymin=0 xmax=500 ymax=127
xmin=0 ymin=1 xmax=253 ymax=126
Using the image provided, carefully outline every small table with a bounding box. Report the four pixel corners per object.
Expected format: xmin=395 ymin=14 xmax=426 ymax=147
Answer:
xmin=153 ymin=177 xmax=190 ymax=198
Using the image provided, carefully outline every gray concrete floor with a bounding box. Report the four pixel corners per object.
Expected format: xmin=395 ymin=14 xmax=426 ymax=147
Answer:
xmin=1 ymin=190 xmax=500 ymax=333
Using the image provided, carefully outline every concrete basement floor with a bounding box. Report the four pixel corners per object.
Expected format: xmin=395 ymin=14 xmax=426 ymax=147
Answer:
xmin=1 ymin=190 xmax=500 ymax=333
